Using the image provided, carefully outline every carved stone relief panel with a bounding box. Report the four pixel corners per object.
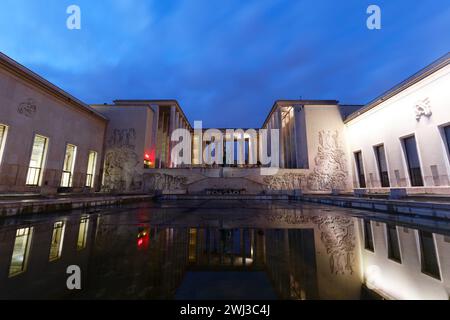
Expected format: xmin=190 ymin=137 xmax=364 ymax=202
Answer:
xmin=263 ymin=173 xmax=307 ymax=191
xmin=144 ymin=173 xmax=187 ymax=191
xmin=414 ymin=97 xmax=432 ymax=121
xmin=311 ymin=215 xmax=356 ymax=275
xmin=102 ymin=128 xmax=141 ymax=192
xmin=17 ymin=99 xmax=37 ymax=117
xmin=307 ymin=130 xmax=348 ymax=191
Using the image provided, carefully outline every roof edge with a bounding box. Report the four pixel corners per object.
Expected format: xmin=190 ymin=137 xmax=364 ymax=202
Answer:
xmin=345 ymin=52 xmax=450 ymax=123
xmin=0 ymin=52 xmax=108 ymax=121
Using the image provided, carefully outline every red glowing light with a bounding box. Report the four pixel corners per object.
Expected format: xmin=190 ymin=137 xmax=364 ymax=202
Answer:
xmin=144 ymin=153 xmax=150 ymax=160
xmin=137 ymin=238 xmax=144 ymax=246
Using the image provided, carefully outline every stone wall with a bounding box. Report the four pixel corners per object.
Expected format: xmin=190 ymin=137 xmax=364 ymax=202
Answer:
xmin=0 ymin=64 xmax=107 ymax=194
xmin=142 ymin=165 xmax=351 ymax=195
xmin=92 ymin=105 xmax=155 ymax=193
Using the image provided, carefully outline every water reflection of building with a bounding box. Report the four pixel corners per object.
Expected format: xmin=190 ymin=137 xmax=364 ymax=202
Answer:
xmin=0 ymin=215 xmax=96 ymax=299
xmin=0 ymin=207 xmax=449 ymax=300
xmin=357 ymin=218 xmax=450 ymax=300
xmin=187 ymin=228 xmax=265 ymax=268
xmin=265 ymin=229 xmax=318 ymax=299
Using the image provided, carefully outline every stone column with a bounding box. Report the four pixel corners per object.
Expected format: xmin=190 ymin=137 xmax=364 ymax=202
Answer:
xmin=151 ymin=104 xmax=160 ymax=168
xmin=276 ymin=108 xmax=285 ymax=168
xmin=168 ymin=105 xmax=177 ymax=168
xmin=288 ymin=108 xmax=296 ymax=168
xmin=293 ymin=105 xmax=307 ymax=168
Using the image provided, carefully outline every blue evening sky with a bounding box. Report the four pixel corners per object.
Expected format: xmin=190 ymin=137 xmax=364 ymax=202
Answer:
xmin=1 ymin=0 xmax=449 ymax=128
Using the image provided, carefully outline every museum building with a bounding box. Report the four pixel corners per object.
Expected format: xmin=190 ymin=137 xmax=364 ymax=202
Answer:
xmin=0 ymin=51 xmax=449 ymax=196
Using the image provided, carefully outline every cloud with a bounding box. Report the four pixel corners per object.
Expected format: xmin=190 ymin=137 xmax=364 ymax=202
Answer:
xmin=0 ymin=0 xmax=449 ymax=127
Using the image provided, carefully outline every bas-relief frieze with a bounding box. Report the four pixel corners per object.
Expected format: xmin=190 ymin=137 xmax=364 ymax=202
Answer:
xmin=131 ymin=130 xmax=349 ymax=193
xmin=311 ymin=215 xmax=355 ymax=275
xmin=307 ymin=130 xmax=348 ymax=191
xmin=415 ymin=97 xmax=432 ymax=121
xmin=17 ymin=99 xmax=37 ymax=117
xmin=144 ymin=173 xmax=188 ymax=191
xmin=263 ymin=130 xmax=349 ymax=192
xmin=263 ymin=173 xmax=307 ymax=191
xmin=103 ymin=128 xmax=142 ymax=192
xmin=262 ymin=213 xmax=356 ymax=275
xmin=108 ymin=128 xmax=137 ymax=149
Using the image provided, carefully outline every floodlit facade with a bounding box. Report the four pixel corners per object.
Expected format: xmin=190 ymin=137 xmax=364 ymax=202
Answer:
xmin=0 ymin=53 xmax=107 ymax=194
xmin=0 ymin=51 xmax=449 ymax=196
xmin=346 ymin=54 xmax=450 ymax=195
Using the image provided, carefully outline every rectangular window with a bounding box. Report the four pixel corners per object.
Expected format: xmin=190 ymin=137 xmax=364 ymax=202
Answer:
xmin=354 ymin=151 xmax=366 ymax=188
xmin=77 ymin=217 xmax=89 ymax=250
xmin=49 ymin=221 xmax=65 ymax=261
xmin=85 ymin=151 xmax=97 ymax=188
xmin=386 ymin=224 xmax=401 ymax=263
xmin=363 ymin=220 xmax=374 ymax=251
xmin=9 ymin=227 xmax=33 ymax=277
xmin=419 ymin=230 xmax=441 ymax=279
xmin=0 ymin=124 xmax=7 ymax=165
xmin=374 ymin=145 xmax=390 ymax=187
xmin=26 ymin=135 xmax=48 ymax=186
xmin=443 ymin=125 xmax=450 ymax=161
xmin=61 ymin=144 xmax=77 ymax=187
xmin=402 ymin=136 xmax=424 ymax=186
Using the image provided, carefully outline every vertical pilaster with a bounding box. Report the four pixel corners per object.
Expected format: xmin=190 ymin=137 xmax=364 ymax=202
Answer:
xmin=276 ymin=108 xmax=285 ymax=168
xmin=168 ymin=105 xmax=177 ymax=168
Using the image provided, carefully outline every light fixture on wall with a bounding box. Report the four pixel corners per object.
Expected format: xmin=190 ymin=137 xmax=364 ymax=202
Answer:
xmin=144 ymin=153 xmax=152 ymax=168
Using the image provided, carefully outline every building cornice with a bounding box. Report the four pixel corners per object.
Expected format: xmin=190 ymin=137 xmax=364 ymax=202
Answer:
xmin=112 ymin=99 xmax=192 ymax=129
xmin=261 ymin=99 xmax=339 ymax=128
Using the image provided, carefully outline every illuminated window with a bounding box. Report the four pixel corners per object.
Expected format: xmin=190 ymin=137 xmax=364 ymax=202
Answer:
xmin=85 ymin=151 xmax=97 ymax=187
xmin=61 ymin=144 xmax=77 ymax=187
xmin=49 ymin=221 xmax=65 ymax=261
xmin=144 ymin=153 xmax=152 ymax=169
xmin=363 ymin=220 xmax=374 ymax=251
xmin=0 ymin=124 xmax=8 ymax=165
xmin=418 ymin=230 xmax=441 ymax=280
xmin=354 ymin=151 xmax=366 ymax=188
xmin=374 ymin=144 xmax=390 ymax=187
xmin=9 ymin=227 xmax=33 ymax=277
xmin=402 ymin=136 xmax=423 ymax=187
xmin=26 ymin=135 xmax=48 ymax=186
xmin=386 ymin=224 xmax=401 ymax=263
xmin=77 ymin=217 xmax=89 ymax=250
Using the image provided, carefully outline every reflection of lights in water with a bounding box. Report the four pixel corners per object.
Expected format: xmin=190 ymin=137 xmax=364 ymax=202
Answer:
xmin=137 ymin=228 xmax=149 ymax=248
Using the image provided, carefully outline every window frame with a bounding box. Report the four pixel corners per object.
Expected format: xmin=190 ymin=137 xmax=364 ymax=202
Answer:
xmin=363 ymin=220 xmax=374 ymax=252
xmin=354 ymin=150 xmax=366 ymax=188
xmin=8 ymin=227 xmax=34 ymax=277
xmin=60 ymin=143 xmax=77 ymax=187
xmin=400 ymin=134 xmax=424 ymax=187
xmin=386 ymin=224 xmax=402 ymax=263
xmin=417 ymin=230 xmax=441 ymax=280
xmin=85 ymin=150 xmax=97 ymax=188
xmin=26 ymin=134 xmax=49 ymax=186
xmin=49 ymin=221 xmax=66 ymax=261
xmin=374 ymin=143 xmax=390 ymax=188
xmin=0 ymin=124 xmax=8 ymax=166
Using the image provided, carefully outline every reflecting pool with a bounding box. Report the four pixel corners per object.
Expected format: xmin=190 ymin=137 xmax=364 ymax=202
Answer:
xmin=0 ymin=200 xmax=449 ymax=300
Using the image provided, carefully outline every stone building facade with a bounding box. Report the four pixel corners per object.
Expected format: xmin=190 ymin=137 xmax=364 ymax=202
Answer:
xmin=0 ymin=53 xmax=107 ymax=194
xmin=0 ymin=51 xmax=449 ymax=196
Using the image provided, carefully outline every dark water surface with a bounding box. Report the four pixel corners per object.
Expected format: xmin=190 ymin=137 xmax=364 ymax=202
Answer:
xmin=0 ymin=200 xmax=449 ymax=300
